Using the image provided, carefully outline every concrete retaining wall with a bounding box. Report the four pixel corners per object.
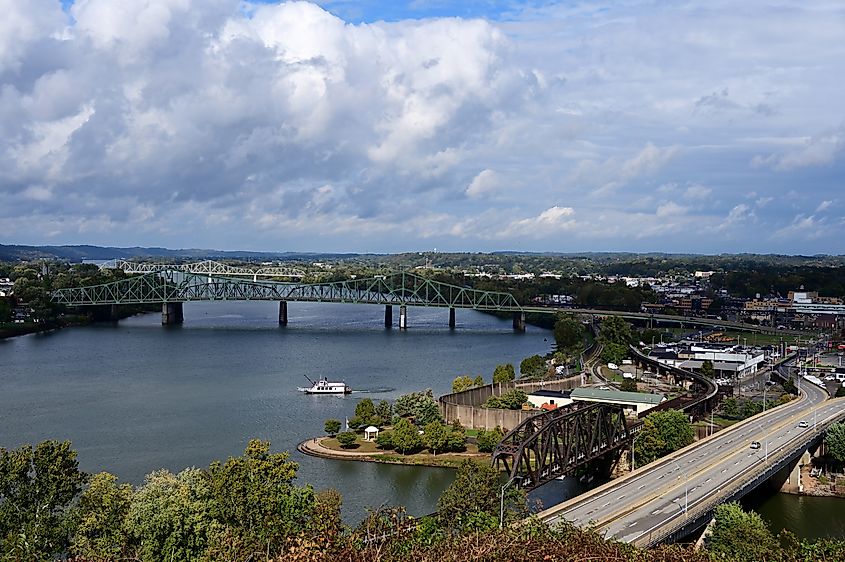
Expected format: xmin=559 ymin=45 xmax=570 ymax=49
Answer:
xmin=438 ymin=376 xmax=582 ymax=431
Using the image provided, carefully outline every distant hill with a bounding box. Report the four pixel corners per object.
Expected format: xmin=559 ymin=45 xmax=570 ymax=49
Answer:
xmin=0 ymin=244 xmax=363 ymax=263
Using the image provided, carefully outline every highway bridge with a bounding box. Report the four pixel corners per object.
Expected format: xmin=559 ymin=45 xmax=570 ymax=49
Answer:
xmin=537 ymin=360 xmax=842 ymax=546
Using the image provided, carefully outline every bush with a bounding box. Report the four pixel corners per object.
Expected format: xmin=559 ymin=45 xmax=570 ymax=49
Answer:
xmin=337 ymin=432 xmax=358 ymax=449
xmin=375 ymin=430 xmax=395 ymax=450
xmin=476 ymin=427 xmax=504 ymax=453
xmin=619 ymin=378 xmax=637 ymax=392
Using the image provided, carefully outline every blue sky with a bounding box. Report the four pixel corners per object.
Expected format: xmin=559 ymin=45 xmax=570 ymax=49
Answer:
xmin=2 ymin=1 xmax=844 ymax=254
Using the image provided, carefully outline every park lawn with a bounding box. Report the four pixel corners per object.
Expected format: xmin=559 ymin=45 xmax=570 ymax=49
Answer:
xmin=321 ymin=437 xmax=382 ymax=453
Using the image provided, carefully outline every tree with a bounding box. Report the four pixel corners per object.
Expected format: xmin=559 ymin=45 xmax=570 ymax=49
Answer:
xmin=355 ymin=398 xmax=376 ymax=422
xmin=336 ymin=432 xmax=358 ymax=449
xmin=375 ymin=430 xmax=395 ymax=450
xmin=424 ymin=421 xmax=450 ymax=456
xmin=394 ymin=389 xmax=442 ymax=426
xmin=446 ymin=421 xmax=467 ymax=452
xmin=0 ymin=440 xmax=86 ymax=560
xmin=476 ymin=427 xmax=504 ymax=453
xmin=473 ymin=375 xmax=485 ymax=387
xmin=375 ymin=400 xmax=392 ymax=422
xmin=707 ymin=502 xmax=779 ymax=562
xmin=207 ymin=440 xmax=314 ymax=556
xmin=127 ymin=468 xmax=217 ymax=562
xmin=722 ymin=397 xmax=740 ymax=419
xmin=836 ymin=386 xmax=845 ymax=398
xmin=825 ymin=422 xmax=845 ymax=465
xmin=600 ymin=342 xmax=628 ymax=365
xmin=391 ymin=418 xmax=423 ymax=454
xmin=599 ymin=316 xmax=633 ymax=347
xmin=783 ymin=377 xmax=798 ymax=395
xmin=619 ymin=378 xmax=637 ymax=392
xmin=451 ymin=375 xmax=476 ymax=393
xmin=70 ymin=472 xmax=133 ymax=561
xmin=324 ymin=419 xmax=341 ymax=437
xmin=553 ymin=314 xmax=585 ymax=356
xmin=700 ymin=359 xmax=715 ymax=379
xmin=519 ymin=355 xmax=546 ymax=378
xmin=492 ymin=363 xmax=516 ymax=384
xmin=437 ymin=460 xmax=526 ymax=534
xmin=633 ymin=410 xmax=694 ymax=467
xmin=483 ymin=390 xmax=528 ymax=410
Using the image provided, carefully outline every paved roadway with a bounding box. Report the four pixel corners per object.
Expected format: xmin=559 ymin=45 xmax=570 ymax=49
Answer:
xmin=539 ymin=371 xmax=842 ymax=545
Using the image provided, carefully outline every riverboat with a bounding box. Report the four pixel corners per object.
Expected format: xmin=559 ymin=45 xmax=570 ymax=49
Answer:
xmin=298 ymin=376 xmax=352 ymax=395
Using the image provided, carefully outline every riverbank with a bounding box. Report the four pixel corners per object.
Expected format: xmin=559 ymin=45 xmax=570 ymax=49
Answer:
xmin=298 ymin=437 xmax=489 ymax=469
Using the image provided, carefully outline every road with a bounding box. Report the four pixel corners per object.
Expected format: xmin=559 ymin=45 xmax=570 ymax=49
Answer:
xmin=539 ymin=371 xmax=840 ymax=546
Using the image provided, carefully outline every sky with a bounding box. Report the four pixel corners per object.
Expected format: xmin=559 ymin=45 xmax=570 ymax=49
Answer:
xmin=2 ymin=1 xmax=844 ymax=254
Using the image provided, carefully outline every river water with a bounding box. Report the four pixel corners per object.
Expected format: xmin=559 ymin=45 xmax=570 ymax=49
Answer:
xmin=0 ymin=301 xmax=579 ymax=520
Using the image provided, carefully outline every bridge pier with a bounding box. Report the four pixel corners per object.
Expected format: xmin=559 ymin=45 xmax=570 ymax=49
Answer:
xmin=399 ymin=305 xmax=408 ymax=330
xmin=384 ymin=305 xmax=393 ymax=328
xmin=512 ymin=311 xmax=526 ymax=332
xmin=278 ymin=301 xmax=288 ymax=325
xmin=109 ymin=304 xmax=120 ymax=321
xmin=161 ymin=302 xmax=184 ymax=325
xmin=449 ymin=307 xmax=456 ymax=329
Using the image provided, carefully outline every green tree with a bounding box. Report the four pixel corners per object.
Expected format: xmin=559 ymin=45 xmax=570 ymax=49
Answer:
xmin=783 ymin=377 xmax=798 ymax=395
xmin=519 ymin=355 xmax=546 ymax=378
xmin=336 ymin=432 xmax=358 ymax=449
xmin=0 ymin=440 xmax=86 ymax=560
xmin=437 ymin=460 xmax=526 ymax=534
xmin=553 ymin=313 xmax=585 ymax=356
xmin=600 ymin=342 xmax=628 ymax=365
xmin=633 ymin=410 xmax=694 ymax=467
xmin=700 ymin=359 xmax=715 ymax=379
xmin=70 ymin=472 xmax=133 ymax=561
xmin=825 ymin=422 xmax=845 ymax=465
xmin=424 ymin=421 xmax=450 ymax=456
xmin=391 ymin=418 xmax=423 ymax=454
xmin=707 ymin=502 xmax=779 ymax=562
xmin=375 ymin=430 xmax=395 ymax=450
xmin=483 ymin=390 xmax=528 ymax=410
xmin=0 ymin=299 xmax=11 ymax=323
xmin=451 ymin=375 xmax=475 ymax=393
xmin=207 ymin=440 xmax=314 ymax=557
xmin=476 ymin=427 xmax=504 ymax=453
xmin=355 ymin=398 xmax=376 ymax=422
xmin=127 ymin=468 xmax=217 ymax=562
xmin=324 ymin=419 xmax=341 ymax=437
xmin=473 ymin=375 xmax=485 ymax=387
xmin=722 ymin=397 xmax=740 ymax=419
xmin=599 ymin=316 xmax=633 ymax=347
xmin=375 ymin=400 xmax=392 ymax=422
xmin=492 ymin=363 xmax=516 ymax=384
xmin=446 ymin=421 xmax=467 ymax=452
xmin=836 ymin=386 xmax=845 ymax=398
xmin=394 ymin=389 xmax=442 ymax=426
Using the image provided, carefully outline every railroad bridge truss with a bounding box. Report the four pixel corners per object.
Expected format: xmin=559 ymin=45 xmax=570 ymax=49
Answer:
xmin=492 ymin=403 xmax=632 ymax=490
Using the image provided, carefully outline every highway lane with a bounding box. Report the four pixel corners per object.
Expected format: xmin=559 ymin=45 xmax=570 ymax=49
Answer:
xmin=539 ymin=372 xmax=836 ymax=544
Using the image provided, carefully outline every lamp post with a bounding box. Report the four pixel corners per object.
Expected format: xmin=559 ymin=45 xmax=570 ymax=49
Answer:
xmin=499 ymin=478 xmax=518 ymax=529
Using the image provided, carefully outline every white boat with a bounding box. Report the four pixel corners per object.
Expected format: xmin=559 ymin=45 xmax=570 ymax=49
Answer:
xmin=298 ymin=376 xmax=352 ymax=395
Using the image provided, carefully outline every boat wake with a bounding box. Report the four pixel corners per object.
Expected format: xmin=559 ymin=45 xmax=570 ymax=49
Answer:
xmin=351 ymin=387 xmax=395 ymax=394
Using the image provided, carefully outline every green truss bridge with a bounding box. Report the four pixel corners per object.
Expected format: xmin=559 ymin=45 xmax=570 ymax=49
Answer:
xmin=51 ymin=269 xmax=528 ymax=329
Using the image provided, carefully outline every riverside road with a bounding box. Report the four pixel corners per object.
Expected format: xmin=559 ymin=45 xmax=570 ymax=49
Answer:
xmin=540 ymin=370 xmax=840 ymax=545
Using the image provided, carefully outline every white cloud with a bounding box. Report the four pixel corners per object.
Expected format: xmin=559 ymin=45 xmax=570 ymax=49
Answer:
xmin=500 ymin=206 xmax=576 ymax=238
xmin=816 ymin=200 xmax=834 ymax=213
xmin=465 ymin=169 xmax=501 ymax=198
xmin=752 ymin=127 xmax=844 ymax=171
xmin=683 ymin=184 xmax=712 ymax=200
xmin=772 ymin=214 xmax=827 ymax=240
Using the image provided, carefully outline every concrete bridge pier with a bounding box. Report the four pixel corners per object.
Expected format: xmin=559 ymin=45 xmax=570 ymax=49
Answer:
xmin=109 ymin=304 xmax=120 ymax=321
xmin=384 ymin=305 xmax=393 ymax=328
xmin=278 ymin=301 xmax=288 ymax=325
xmin=161 ymin=302 xmax=184 ymax=325
xmin=399 ymin=305 xmax=408 ymax=330
xmin=449 ymin=307 xmax=456 ymax=329
xmin=512 ymin=311 xmax=526 ymax=332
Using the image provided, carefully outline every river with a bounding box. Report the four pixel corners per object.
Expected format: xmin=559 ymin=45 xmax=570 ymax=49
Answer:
xmin=0 ymin=300 xmax=583 ymax=521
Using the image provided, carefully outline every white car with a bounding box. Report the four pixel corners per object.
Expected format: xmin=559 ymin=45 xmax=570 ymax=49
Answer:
xmin=798 ymin=421 xmax=809 ymax=428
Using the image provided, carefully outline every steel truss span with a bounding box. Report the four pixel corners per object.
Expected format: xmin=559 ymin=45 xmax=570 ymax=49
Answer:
xmin=102 ymin=259 xmax=305 ymax=279
xmin=51 ymin=270 xmax=524 ymax=312
xmin=492 ymin=403 xmax=631 ymax=490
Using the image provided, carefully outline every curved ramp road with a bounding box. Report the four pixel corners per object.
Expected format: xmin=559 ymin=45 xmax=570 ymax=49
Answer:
xmin=539 ymin=374 xmax=840 ymax=546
